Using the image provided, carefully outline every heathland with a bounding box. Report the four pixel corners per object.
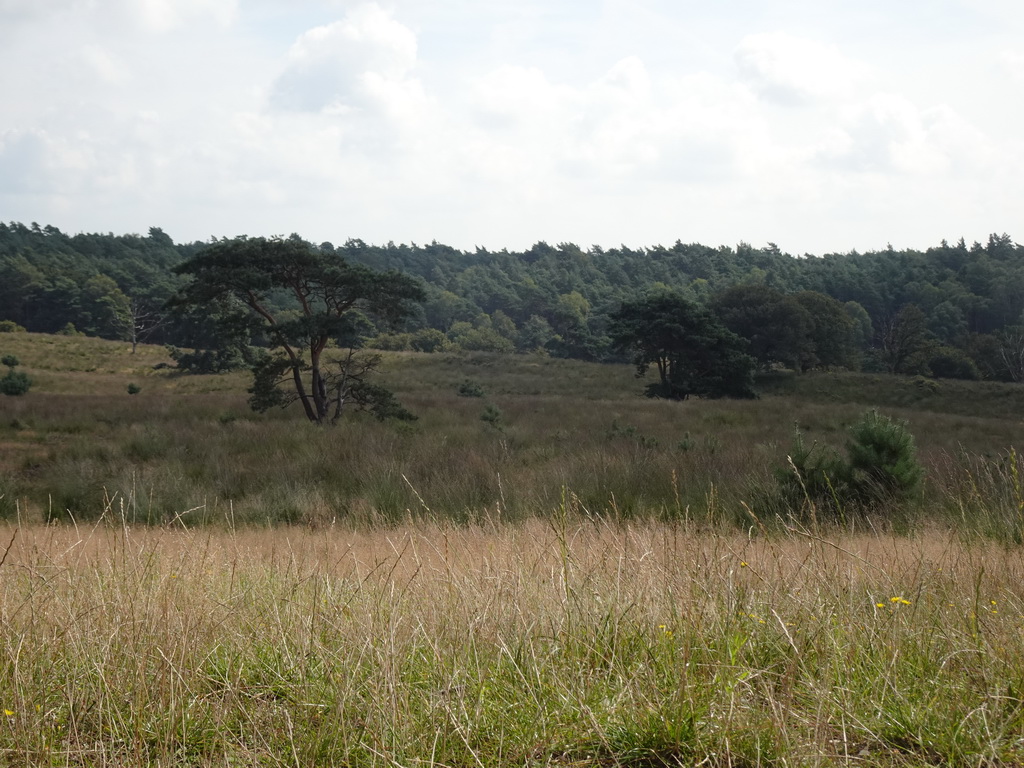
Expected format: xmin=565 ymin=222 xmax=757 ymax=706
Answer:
xmin=0 ymin=331 xmax=1023 ymax=766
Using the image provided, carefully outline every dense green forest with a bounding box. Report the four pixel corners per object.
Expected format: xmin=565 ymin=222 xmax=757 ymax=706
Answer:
xmin=1 ymin=221 xmax=1022 ymax=382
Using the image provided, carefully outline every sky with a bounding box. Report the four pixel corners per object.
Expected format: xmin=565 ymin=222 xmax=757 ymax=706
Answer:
xmin=1 ymin=0 xmax=1022 ymax=256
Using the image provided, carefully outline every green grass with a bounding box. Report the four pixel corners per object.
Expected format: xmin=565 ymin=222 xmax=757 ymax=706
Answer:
xmin=1 ymin=522 xmax=1023 ymax=767
xmin=0 ymin=334 xmax=1023 ymax=534
xmin=758 ymin=369 xmax=1024 ymax=421
xmin=1 ymin=333 xmax=1024 ymax=765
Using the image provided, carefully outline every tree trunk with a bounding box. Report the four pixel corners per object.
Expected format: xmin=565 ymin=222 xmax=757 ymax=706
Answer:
xmin=291 ymin=364 xmax=318 ymax=423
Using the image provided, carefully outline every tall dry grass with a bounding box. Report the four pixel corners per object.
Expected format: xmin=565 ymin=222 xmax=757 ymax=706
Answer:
xmin=1 ymin=520 xmax=1022 ymax=766
xmin=1 ymin=338 xmax=1023 ymax=534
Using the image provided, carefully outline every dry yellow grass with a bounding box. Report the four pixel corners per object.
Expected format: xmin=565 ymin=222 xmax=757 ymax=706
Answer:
xmin=1 ymin=520 xmax=1022 ymax=766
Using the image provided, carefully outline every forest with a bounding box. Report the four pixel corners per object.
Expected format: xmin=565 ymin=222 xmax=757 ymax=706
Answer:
xmin=1 ymin=221 xmax=1022 ymax=383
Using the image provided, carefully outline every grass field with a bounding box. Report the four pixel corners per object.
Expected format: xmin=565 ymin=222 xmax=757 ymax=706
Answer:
xmin=1 ymin=521 xmax=1022 ymax=767
xmin=1 ymin=332 xmax=1024 ymax=765
xmin=1 ymin=332 xmax=1023 ymax=532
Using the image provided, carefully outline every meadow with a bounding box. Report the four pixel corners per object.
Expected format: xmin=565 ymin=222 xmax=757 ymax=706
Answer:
xmin=1 ymin=521 xmax=1023 ymax=766
xmin=1 ymin=332 xmax=1023 ymax=531
xmin=0 ymin=332 xmax=1023 ymax=766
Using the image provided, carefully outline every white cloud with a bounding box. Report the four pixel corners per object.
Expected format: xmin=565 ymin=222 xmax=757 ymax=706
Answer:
xmin=0 ymin=0 xmax=78 ymax=21
xmin=1001 ymin=50 xmax=1024 ymax=79
xmin=470 ymin=65 xmax=573 ymax=128
xmin=464 ymin=58 xmax=754 ymax=188
xmin=821 ymin=93 xmax=995 ymax=175
xmin=79 ymin=45 xmax=129 ymax=85
xmin=126 ymin=0 xmax=238 ymax=32
xmin=270 ymin=4 xmax=420 ymax=114
xmin=1 ymin=1 xmax=1022 ymax=255
xmin=735 ymin=32 xmax=868 ymax=105
xmin=0 ymin=0 xmax=237 ymax=32
xmin=0 ymin=130 xmax=52 ymax=194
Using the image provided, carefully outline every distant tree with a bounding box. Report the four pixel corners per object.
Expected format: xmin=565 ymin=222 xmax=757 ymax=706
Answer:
xmin=80 ymin=275 xmax=131 ymax=338
xmin=171 ymin=236 xmax=423 ymax=425
xmin=409 ymin=328 xmax=449 ymax=353
xmin=446 ymin=321 xmax=515 ymax=353
xmin=0 ymin=256 xmax=45 ymax=328
xmin=711 ymin=285 xmax=813 ymax=371
xmin=147 ymin=226 xmax=174 ymax=248
xmin=517 ymin=314 xmax=559 ymax=352
xmin=550 ymin=291 xmax=602 ymax=360
xmin=927 ymin=347 xmax=980 ymax=380
xmin=367 ymin=332 xmax=412 ymax=351
xmin=491 ymin=309 xmax=518 ymax=341
xmin=609 ymin=293 xmax=755 ymax=400
xmin=843 ymin=301 xmax=874 ymax=351
xmin=963 ymin=333 xmax=1005 ymax=381
xmin=878 ymin=304 xmax=934 ymax=374
xmin=996 ymin=325 xmax=1024 ymax=382
xmin=927 ymin=301 xmax=967 ymax=344
xmin=422 ymin=289 xmax=479 ymax=330
xmin=790 ymin=291 xmax=860 ymax=370
xmin=117 ymin=297 xmax=166 ymax=353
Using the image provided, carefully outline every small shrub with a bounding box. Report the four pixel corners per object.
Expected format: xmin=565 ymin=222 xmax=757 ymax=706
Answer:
xmin=457 ymin=379 xmax=486 ymax=398
xmin=168 ymin=345 xmax=247 ymax=374
xmin=0 ymin=356 xmax=31 ymax=396
xmin=775 ymin=427 xmax=845 ymax=516
xmin=127 ymin=383 xmax=141 ymax=395
xmin=913 ymin=376 xmax=940 ymax=392
xmin=845 ymin=409 xmax=923 ymax=504
xmin=410 ymin=328 xmax=449 ymax=353
xmin=928 ymin=348 xmax=980 ymax=380
xmin=606 ymin=421 xmax=639 ymax=440
xmin=480 ymin=403 xmax=504 ymax=429
xmin=0 ymin=321 xmax=26 ymax=333
xmin=606 ymin=421 xmax=660 ymax=449
xmin=775 ymin=410 xmax=923 ymax=518
xmin=355 ymin=382 xmax=418 ymax=422
xmin=367 ymin=332 xmax=412 ymax=351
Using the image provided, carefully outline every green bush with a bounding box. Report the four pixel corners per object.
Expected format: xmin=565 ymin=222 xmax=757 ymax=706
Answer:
xmin=167 ymin=345 xmax=247 ymax=374
xmin=845 ymin=410 xmax=923 ymax=504
xmin=928 ymin=348 xmax=980 ymax=380
xmin=0 ymin=321 xmax=26 ymax=333
xmin=776 ymin=410 xmax=923 ymax=517
xmin=410 ymin=328 xmax=449 ymax=353
xmin=127 ymin=383 xmax=142 ymax=395
xmin=456 ymin=378 xmax=485 ymax=398
xmin=368 ymin=333 xmax=412 ymax=351
xmin=0 ymin=356 xmax=31 ymax=396
xmin=1 ymin=371 xmax=32 ymax=396
xmin=774 ymin=427 xmax=845 ymax=513
xmin=480 ymin=403 xmax=504 ymax=430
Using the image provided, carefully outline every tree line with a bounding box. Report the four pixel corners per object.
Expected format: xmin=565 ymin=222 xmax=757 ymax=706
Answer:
xmin=2 ymin=221 xmax=1023 ymax=385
